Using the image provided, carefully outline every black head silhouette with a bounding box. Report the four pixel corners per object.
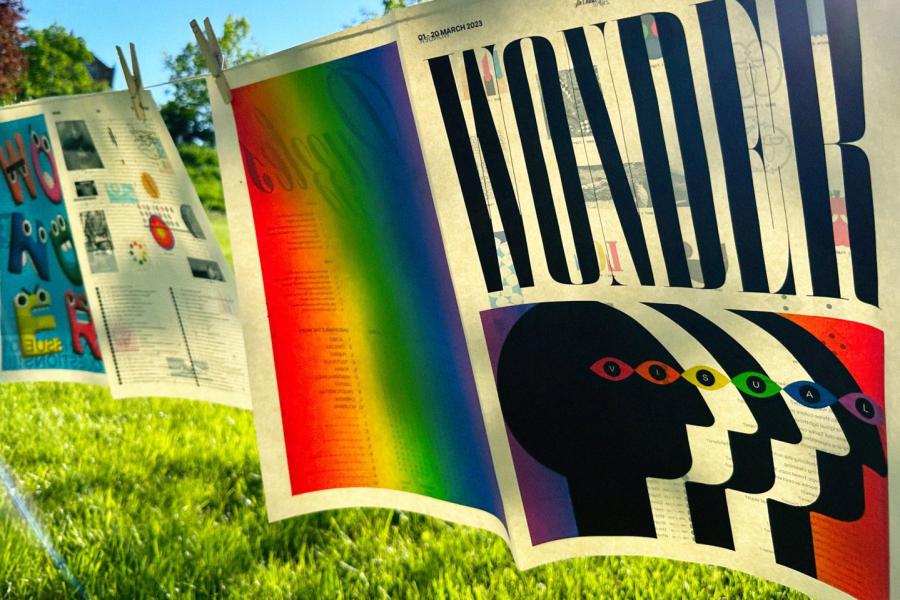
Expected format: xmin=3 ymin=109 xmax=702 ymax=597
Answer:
xmin=649 ymin=303 xmax=803 ymax=550
xmin=735 ymin=310 xmax=887 ymax=578
xmin=496 ymin=301 xmax=714 ymax=537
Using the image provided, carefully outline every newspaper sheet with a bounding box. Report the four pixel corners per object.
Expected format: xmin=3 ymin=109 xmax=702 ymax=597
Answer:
xmin=212 ymin=0 xmax=900 ymax=597
xmin=212 ymin=22 xmax=507 ymax=534
xmin=1 ymin=91 xmax=250 ymax=408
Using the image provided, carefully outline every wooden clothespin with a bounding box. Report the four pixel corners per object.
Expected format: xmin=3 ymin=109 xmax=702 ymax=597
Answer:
xmin=116 ymin=43 xmax=147 ymax=120
xmin=190 ymin=17 xmax=232 ymax=104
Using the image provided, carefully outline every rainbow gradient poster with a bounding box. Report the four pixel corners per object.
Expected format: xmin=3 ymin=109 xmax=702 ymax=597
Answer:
xmin=226 ymin=41 xmax=504 ymax=527
xmin=212 ymin=0 xmax=900 ymax=597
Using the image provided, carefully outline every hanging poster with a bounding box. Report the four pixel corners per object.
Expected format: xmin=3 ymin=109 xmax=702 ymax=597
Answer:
xmin=212 ymin=0 xmax=900 ymax=597
xmin=0 ymin=91 xmax=250 ymax=408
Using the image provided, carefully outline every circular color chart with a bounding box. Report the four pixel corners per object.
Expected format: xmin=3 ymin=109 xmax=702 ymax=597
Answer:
xmin=128 ymin=240 xmax=149 ymax=265
xmin=148 ymin=215 xmax=175 ymax=250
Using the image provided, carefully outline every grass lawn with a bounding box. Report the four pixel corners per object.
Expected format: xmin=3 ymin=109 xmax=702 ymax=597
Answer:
xmin=0 ymin=211 xmax=808 ymax=598
xmin=0 ymin=385 xmax=807 ymax=598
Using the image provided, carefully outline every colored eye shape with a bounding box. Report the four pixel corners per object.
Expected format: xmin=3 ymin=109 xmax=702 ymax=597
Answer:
xmin=783 ymin=381 xmax=838 ymax=409
xmin=732 ymin=371 xmax=781 ymax=398
xmin=635 ymin=360 xmax=680 ymax=385
xmin=682 ymin=366 xmax=729 ymax=391
xmin=839 ymin=393 xmax=885 ymax=426
xmin=590 ymin=357 xmax=633 ymax=382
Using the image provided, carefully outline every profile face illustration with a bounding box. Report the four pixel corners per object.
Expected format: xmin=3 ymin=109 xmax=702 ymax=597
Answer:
xmin=736 ymin=311 xmax=887 ymax=579
xmin=649 ymin=303 xmax=803 ymax=550
xmin=496 ymin=301 xmax=714 ymax=537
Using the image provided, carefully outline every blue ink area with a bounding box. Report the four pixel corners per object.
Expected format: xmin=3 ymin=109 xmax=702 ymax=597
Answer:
xmin=0 ymin=114 xmax=104 ymax=373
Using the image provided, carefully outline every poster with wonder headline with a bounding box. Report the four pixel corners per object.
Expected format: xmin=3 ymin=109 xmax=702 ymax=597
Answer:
xmin=211 ymin=0 xmax=900 ymax=598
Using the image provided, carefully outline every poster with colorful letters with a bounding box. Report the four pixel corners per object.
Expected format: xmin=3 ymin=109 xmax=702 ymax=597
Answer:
xmin=0 ymin=110 xmax=104 ymax=382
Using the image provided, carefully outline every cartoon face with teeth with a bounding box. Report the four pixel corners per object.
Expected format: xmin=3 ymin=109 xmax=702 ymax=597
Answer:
xmin=13 ymin=287 xmax=61 ymax=357
xmin=8 ymin=212 xmax=49 ymax=280
xmin=50 ymin=214 xmax=82 ymax=285
xmin=29 ymin=127 xmax=61 ymax=203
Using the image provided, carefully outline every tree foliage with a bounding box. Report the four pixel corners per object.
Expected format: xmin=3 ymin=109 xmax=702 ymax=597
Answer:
xmin=0 ymin=0 xmax=27 ymax=101
xmin=178 ymin=144 xmax=224 ymax=211
xmin=161 ymin=16 xmax=262 ymax=145
xmin=383 ymin=0 xmax=423 ymax=13
xmin=19 ymin=24 xmax=108 ymax=99
xmin=383 ymin=0 xmax=408 ymax=12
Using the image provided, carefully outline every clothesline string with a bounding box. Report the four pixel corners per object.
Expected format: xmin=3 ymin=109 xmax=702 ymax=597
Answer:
xmin=143 ymin=74 xmax=207 ymax=90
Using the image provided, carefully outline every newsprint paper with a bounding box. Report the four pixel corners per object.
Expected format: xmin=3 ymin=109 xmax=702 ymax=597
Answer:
xmin=0 ymin=90 xmax=250 ymax=408
xmin=211 ymin=0 xmax=900 ymax=597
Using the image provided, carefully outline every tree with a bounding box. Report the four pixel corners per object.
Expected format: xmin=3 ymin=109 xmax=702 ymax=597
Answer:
xmin=0 ymin=0 xmax=27 ymax=102
xmin=383 ymin=0 xmax=408 ymax=11
xmin=383 ymin=0 xmax=423 ymax=13
xmin=161 ymin=16 xmax=262 ymax=145
xmin=19 ymin=24 xmax=108 ymax=99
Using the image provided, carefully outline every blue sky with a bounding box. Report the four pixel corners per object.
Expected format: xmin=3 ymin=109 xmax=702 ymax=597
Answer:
xmin=25 ymin=0 xmax=385 ymax=99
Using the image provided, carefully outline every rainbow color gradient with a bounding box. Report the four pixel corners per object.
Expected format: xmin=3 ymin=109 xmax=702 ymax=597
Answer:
xmin=232 ymin=43 xmax=503 ymax=519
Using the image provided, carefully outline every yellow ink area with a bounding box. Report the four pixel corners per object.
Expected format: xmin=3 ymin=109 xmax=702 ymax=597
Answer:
xmin=141 ymin=172 xmax=159 ymax=199
xmin=681 ymin=365 xmax=730 ymax=391
xmin=14 ymin=288 xmax=61 ymax=357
